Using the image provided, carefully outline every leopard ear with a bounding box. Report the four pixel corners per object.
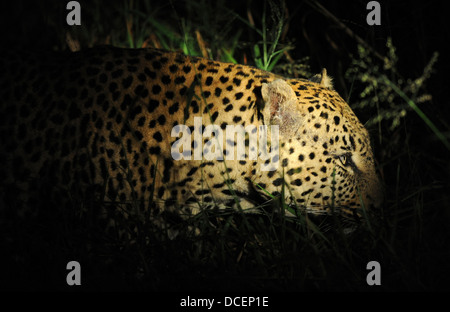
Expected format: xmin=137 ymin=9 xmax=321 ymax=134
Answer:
xmin=309 ymin=68 xmax=334 ymax=89
xmin=261 ymin=79 xmax=301 ymax=138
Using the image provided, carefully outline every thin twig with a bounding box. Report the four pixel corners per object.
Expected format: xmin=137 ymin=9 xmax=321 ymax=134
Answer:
xmin=305 ymin=0 xmax=385 ymax=63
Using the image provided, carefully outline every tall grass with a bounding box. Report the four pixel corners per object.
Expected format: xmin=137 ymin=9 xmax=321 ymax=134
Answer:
xmin=3 ymin=0 xmax=449 ymax=291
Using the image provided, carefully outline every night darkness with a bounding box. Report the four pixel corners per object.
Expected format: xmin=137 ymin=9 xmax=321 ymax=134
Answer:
xmin=0 ymin=0 xmax=449 ymax=297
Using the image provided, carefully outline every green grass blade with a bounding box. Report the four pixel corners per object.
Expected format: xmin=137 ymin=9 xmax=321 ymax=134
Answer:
xmin=380 ymin=75 xmax=450 ymax=151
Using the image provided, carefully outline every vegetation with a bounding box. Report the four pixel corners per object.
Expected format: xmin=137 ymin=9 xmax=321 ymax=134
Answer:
xmin=1 ymin=0 xmax=449 ymax=291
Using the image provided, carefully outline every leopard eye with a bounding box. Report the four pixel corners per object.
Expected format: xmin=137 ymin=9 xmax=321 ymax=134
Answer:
xmin=338 ymin=154 xmax=350 ymax=167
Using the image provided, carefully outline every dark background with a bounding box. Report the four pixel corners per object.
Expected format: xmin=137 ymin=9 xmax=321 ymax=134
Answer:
xmin=0 ymin=0 xmax=449 ymax=292
xmin=1 ymin=0 xmax=448 ymax=92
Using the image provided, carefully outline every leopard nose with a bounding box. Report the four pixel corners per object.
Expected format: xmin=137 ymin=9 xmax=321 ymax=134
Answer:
xmin=365 ymin=183 xmax=384 ymax=210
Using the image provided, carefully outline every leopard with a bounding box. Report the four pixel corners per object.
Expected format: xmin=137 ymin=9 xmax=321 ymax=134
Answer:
xmin=0 ymin=46 xmax=383 ymax=226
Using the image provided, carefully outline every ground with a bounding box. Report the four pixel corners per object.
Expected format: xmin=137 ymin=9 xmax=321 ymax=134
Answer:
xmin=0 ymin=0 xmax=449 ymax=292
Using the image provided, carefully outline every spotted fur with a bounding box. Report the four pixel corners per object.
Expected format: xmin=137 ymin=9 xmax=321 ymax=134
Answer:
xmin=0 ymin=46 xmax=382 ymax=220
